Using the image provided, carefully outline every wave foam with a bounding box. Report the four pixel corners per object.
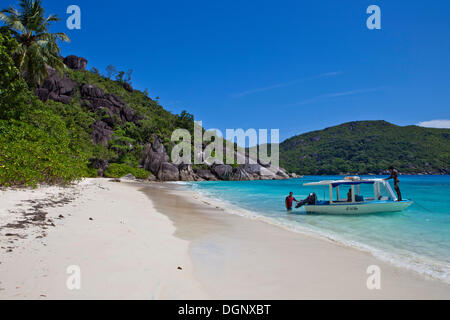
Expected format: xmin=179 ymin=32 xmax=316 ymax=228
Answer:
xmin=185 ymin=185 xmax=450 ymax=285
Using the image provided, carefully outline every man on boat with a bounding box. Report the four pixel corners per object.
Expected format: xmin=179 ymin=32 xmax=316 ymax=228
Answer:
xmin=285 ymin=192 xmax=299 ymax=211
xmin=384 ymin=166 xmax=402 ymax=201
xmin=295 ymin=193 xmax=317 ymax=208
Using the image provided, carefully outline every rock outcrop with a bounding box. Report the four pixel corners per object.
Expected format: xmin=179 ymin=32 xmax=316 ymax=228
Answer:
xmin=179 ymin=163 xmax=195 ymax=181
xmin=240 ymin=164 xmax=261 ymax=179
xmin=35 ymin=66 xmax=77 ymax=104
xmin=211 ymin=164 xmax=232 ymax=180
xmin=141 ymin=136 xmax=182 ymax=181
xmin=91 ymin=121 xmax=113 ymax=146
xmin=63 ymin=55 xmax=88 ymax=71
xmin=36 ymin=56 xmax=88 ymax=104
xmin=276 ymin=168 xmax=290 ymax=179
xmin=31 ymin=53 xmax=296 ymax=182
xmin=81 ymin=84 xmax=141 ymax=125
xmin=230 ymin=167 xmax=251 ymax=181
xmin=195 ymin=169 xmax=217 ymax=181
xmin=157 ymin=162 xmax=179 ymax=181
xmin=123 ymin=82 xmax=133 ymax=92
xmin=35 ymin=58 xmax=143 ymax=132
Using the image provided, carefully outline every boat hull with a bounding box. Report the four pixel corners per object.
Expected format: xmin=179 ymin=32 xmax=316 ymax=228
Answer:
xmin=304 ymin=200 xmax=413 ymax=215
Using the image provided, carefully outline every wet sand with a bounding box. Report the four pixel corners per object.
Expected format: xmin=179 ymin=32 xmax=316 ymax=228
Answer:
xmin=142 ymin=183 xmax=450 ymax=299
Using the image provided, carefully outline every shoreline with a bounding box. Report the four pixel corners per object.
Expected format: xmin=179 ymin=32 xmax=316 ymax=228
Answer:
xmin=141 ymin=182 xmax=450 ymax=299
xmin=0 ymin=178 xmax=448 ymax=299
xmin=168 ymin=181 xmax=450 ymax=285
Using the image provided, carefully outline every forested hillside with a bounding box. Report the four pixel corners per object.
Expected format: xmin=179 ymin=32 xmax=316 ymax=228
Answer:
xmin=280 ymin=121 xmax=450 ymax=175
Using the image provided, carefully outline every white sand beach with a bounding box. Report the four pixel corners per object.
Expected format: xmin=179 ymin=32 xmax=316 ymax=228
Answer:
xmin=0 ymin=178 xmax=449 ymax=299
xmin=0 ymin=179 xmax=206 ymax=299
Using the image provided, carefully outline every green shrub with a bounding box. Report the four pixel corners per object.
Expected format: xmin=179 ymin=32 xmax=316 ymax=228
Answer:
xmin=0 ymin=33 xmax=89 ymax=187
xmin=103 ymin=163 xmax=150 ymax=179
xmin=84 ymin=167 xmax=99 ymax=178
xmin=0 ymin=118 xmax=87 ymax=187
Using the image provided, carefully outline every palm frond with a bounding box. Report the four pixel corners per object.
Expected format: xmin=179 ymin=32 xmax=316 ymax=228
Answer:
xmin=0 ymin=11 xmax=8 ymax=23
xmin=52 ymin=32 xmax=70 ymax=43
xmin=1 ymin=7 xmax=21 ymax=18
xmin=0 ymin=11 xmax=27 ymax=33
xmin=2 ymin=0 xmax=69 ymax=86
xmin=44 ymin=14 xmax=59 ymax=23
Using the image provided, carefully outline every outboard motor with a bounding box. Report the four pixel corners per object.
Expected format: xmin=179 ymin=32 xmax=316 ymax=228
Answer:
xmin=295 ymin=193 xmax=317 ymax=208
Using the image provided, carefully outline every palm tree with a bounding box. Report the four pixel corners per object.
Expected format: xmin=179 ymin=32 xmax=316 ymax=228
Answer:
xmin=0 ymin=0 xmax=70 ymax=87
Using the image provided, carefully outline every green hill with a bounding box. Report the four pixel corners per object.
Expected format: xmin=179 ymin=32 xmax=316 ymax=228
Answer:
xmin=279 ymin=121 xmax=450 ymax=175
xmin=0 ymin=30 xmax=194 ymax=186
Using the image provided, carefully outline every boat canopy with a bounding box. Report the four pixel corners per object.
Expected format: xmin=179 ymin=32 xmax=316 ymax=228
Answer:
xmin=331 ymin=181 xmax=375 ymax=187
xmin=302 ymin=178 xmax=397 ymax=203
xmin=303 ymin=178 xmax=383 ymax=188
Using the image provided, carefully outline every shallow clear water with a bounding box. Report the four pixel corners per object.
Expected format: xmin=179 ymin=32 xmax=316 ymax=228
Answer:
xmin=183 ymin=175 xmax=450 ymax=283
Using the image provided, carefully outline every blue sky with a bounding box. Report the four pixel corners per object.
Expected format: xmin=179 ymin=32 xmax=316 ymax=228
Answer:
xmin=7 ymin=0 xmax=450 ymax=141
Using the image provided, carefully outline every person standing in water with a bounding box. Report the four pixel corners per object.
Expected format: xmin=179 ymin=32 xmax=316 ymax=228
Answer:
xmin=384 ymin=165 xmax=402 ymax=201
xmin=285 ymin=192 xmax=299 ymax=211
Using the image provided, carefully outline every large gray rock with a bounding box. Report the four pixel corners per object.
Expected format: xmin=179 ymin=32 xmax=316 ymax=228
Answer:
xmin=240 ymin=164 xmax=261 ymax=176
xmin=98 ymin=107 xmax=115 ymax=127
xmin=64 ymin=55 xmax=88 ymax=70
xmin=141 ymin=136 xmax=172 ymax=180
xmin=35 ymin=88 xmax=49 ymax=101
xmin=151 ymin=136 xmax=166 ymax=154
xmin=195 ymin=169 xmax=217 ymax=181
xmin=81 ymin=84 xmax=141 ymax=125
xmin=123 ymin=82 xmax=133 ymax=92
xmin=81 ymin=84 xmax=105 ymax=99
xmin=120 ymin=105 xmax=138 ymax=123
xmin=276 ymin=169 xmax=290 ymax=179
xmin=48 ymin=92 xmax=72 ymax=104
xmin=257 ymin=158 xmax=271 ymax=168
xmin=179 ymin=163 xmax=195 ymax=181
xmin=157 ymin=162 xmax=179 ymax=181
xmin=211 ymin=164 xmax=232 ymax=180
xmin=36 ymin=66 xmax=77 ymax=104
xmin=142 ymin=145 xmax=168 ymax=175
xmin=91 ymin=121 xmax=113 ymax=146
xmin=230 ymin=167 xmax=251 ymax=181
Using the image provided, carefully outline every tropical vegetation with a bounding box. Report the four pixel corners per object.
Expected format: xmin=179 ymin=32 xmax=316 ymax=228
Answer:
xmin=0 ymin=0 xmax=194 ymax=187
xmin=280 ymin=121 xmax=450 ymax=175
xmin=1 ymin=1 xmax=448 ymax=187
xmin=0 ymin=0 xmax=69 ymax=87
xmin=0 ymin=31 xmax=87 ymax=186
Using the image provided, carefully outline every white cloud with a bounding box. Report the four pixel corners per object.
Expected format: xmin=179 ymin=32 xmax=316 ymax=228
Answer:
xmin=232 ymin=71 xmax=342 ymax=98
xmin=289 ymin=87 xmax=385 ymax=106
xmin=417 ymin=119 xmax=450 ymax=129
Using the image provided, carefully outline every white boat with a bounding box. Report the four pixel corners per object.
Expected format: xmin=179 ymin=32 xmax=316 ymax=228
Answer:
xmin=302 ymin=177 xmax=413 ymax=214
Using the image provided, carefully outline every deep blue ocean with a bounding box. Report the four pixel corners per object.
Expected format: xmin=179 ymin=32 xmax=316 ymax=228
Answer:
xmin=182 ymin=175 xmax=450 ymax=283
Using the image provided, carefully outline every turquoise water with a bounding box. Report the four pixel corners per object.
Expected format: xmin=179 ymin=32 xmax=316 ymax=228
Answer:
xmin=183 ymin=175 xmax=450 ymax=283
